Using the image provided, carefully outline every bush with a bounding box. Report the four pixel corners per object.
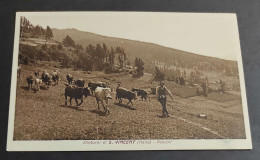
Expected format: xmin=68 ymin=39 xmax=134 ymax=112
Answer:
xmin=154 ymin=66 xmax=165 ymax=81
xmin=134 ymin=57 xmax=145 ymax=77
xmin=58 ymin=43 xmax=63 ymax=50
xmin=93 ymin=60 xmax=104 ymax=71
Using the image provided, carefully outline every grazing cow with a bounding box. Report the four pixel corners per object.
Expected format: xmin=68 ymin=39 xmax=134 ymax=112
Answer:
xmin=94 ymin=87 xmax=112 ymax=114
xmin=26 ymin=75 xmax=34 ymax=90
xmin=35 ymin=78 xmax=42 ymax=91
xmin=88 ymin=82 xmax=97 ymax=94
xmin=41 ymin=73 xmax=52 ymax=88
xmin=88 ymin=81 xmax=109 ymax=95
xmin=51 ymin=70 xmax=59 ymax=85
xmin=97 ymin=81 xmax=107 ymax=87
xmin=51 ymin=74 xmax=59 ymax=85
xmin=64 ymin=85 xmax=91 ymax=106
xmin=132 ymin=88 xmax=150 ymax=101
xmin=74 ymin=79 xmax=85 ymax=87
xmin=66 ymin=74 xmax=74 ymax=85
xmin=116 ymin=87 xmax=138 ymax=107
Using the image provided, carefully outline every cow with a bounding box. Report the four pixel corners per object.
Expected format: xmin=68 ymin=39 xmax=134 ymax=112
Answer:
xmin=26 ymin=75 xmax=34 ymax=90
xmin=74 ymin=79 xmax=85 ymax=87
xmin=116 ymin=87 xmax=138 ymax=107
xmin=97 ymin=81 xmax=107 ymax=87
xmin=35 ymin=78 xmax=42 ymax=91
xmin=41 ymin=73 xmax=52 ymax=88
xmin=66 ymin=74 xmax=74 ymax=85
xmin=64 ymin=85 xmax=91 ymax=106
xmin=51 ymin=74 xmax=59 ymax=85
xmin=132 ymin=88 xmax=150 ymax=101
xmin=88 ymin=81 xmax=109 ymax=95
xmin=88 ymin=82 xmax=98 ymax=94
xmin=51 ymin=71 xmax=59 ymax=85
xmin=94 ymin=87 xmax=112 ymax=114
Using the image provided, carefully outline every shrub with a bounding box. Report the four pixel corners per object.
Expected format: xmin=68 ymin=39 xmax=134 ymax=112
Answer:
xmin=154 ymin=66 xmax=165 ymax=81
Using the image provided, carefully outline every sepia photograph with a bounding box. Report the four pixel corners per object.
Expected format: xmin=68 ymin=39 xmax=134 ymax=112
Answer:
xmin=7 ymin=12 xmax=251 ymax=151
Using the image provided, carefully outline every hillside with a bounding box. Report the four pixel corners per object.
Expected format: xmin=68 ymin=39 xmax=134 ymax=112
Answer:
xmin=52 ymin=28 xmax=238 ymax=73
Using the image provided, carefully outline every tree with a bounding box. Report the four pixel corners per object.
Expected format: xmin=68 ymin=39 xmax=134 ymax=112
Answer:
xmin=134 ymin=57 xmax=145 ymax=77
xmin=103 ymin=43 xmax=108 ymax=62
xmin=109 ymin=47 xmax=115 ymax=64
xmin=116 ymin=46 xmax=122 ymax=54
xmin=58 ymin=43 xmax=63 ymax=50
xmin=86 ymin=44 xmax=95 ymax=58
xmin=45 ymin=26 xmax=53 ymax=39
xmin=118 ymin=54 xmax=123 ymax=68
xmin=62 ymin=35 xmax=76 ymax=48
xmin=95 ymin=43 xmax=103 ymax=60
xmin=122 ymin=50 xmax=127 ymax=61
xmin=32 ymin=25 xmax=41 ymax=37
xmin=20 ymin=16 xmax=32 ymax=37
xmin=154 ymin=66 xmax=165 ymax=81
xmin=76 ymin=44 xmax=83 ymax=50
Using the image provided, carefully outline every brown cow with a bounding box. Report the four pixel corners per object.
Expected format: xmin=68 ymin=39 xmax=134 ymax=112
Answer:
xmin=65 ymin=85 xmax=91 ymax=106
xmin=116 ymin=87 xmax=138 ymax=107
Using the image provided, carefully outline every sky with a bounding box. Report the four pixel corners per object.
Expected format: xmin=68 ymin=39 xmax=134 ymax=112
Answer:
xmin=19 ymin=12 xmax=241 ymax=61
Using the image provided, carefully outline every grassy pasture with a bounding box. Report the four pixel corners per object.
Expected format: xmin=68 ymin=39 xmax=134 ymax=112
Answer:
xmin=14 ymin=64 xmax=246 ymax=140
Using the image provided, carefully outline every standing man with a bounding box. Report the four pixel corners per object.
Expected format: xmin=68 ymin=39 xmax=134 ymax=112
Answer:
xmin=156 ymin=81 xmax=173 ymax=117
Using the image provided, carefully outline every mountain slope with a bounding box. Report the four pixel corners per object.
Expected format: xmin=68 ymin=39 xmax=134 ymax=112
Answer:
xmin=52 ymin=28 xmax=237 ymax=72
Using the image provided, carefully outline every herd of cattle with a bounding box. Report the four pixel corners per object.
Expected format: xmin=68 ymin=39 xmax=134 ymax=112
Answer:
xmin=26 ymin=70 xmax=59 ymax=91
xmin=24 ymin=70 xmax=151 ymax=114
xmin=21 ymin=66 xmax=229 ymax=115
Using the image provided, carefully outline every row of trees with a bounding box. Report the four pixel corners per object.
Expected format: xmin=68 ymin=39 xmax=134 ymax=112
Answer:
xmin=20 ymin=16 xmax=53 ymax=39
xmin=61 ymin=35 xmax=146 ymax=76
xmin=85 ymin=44 xmax=127 ymax=66
xmin=60 ymin=35 xmax=129 ymax=71
xmin=61 ymin=34 xmax=129 ymax=69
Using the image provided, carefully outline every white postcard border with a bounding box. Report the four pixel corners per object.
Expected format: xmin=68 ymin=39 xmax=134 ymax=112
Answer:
xmin=6 ymin=12 xmax=252 ymax=151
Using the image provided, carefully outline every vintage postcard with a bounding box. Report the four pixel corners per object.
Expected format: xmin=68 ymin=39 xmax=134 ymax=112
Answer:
xmin=7 ymin=12 xmax=252 ymax=151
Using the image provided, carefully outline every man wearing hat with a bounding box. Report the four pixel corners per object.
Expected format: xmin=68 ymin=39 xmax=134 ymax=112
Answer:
xmin=156 ymin=81 xmax=173 ymax=117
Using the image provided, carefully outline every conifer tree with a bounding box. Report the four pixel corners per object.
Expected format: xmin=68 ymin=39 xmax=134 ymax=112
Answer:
xmin=62 ymin=35 xmax=76 ymax=48
xmin=45 ymin=26 xmax=53 ymax=39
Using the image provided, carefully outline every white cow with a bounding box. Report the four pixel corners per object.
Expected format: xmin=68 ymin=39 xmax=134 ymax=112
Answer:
xmin=35 ymin=78 xmax=42 ymax=91
xmin=94 ymin=87 xmax=112 ymax=114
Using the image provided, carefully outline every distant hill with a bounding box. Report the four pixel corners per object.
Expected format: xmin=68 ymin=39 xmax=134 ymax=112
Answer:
xmin=52 ymin=28 xmax=237 ymax=73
